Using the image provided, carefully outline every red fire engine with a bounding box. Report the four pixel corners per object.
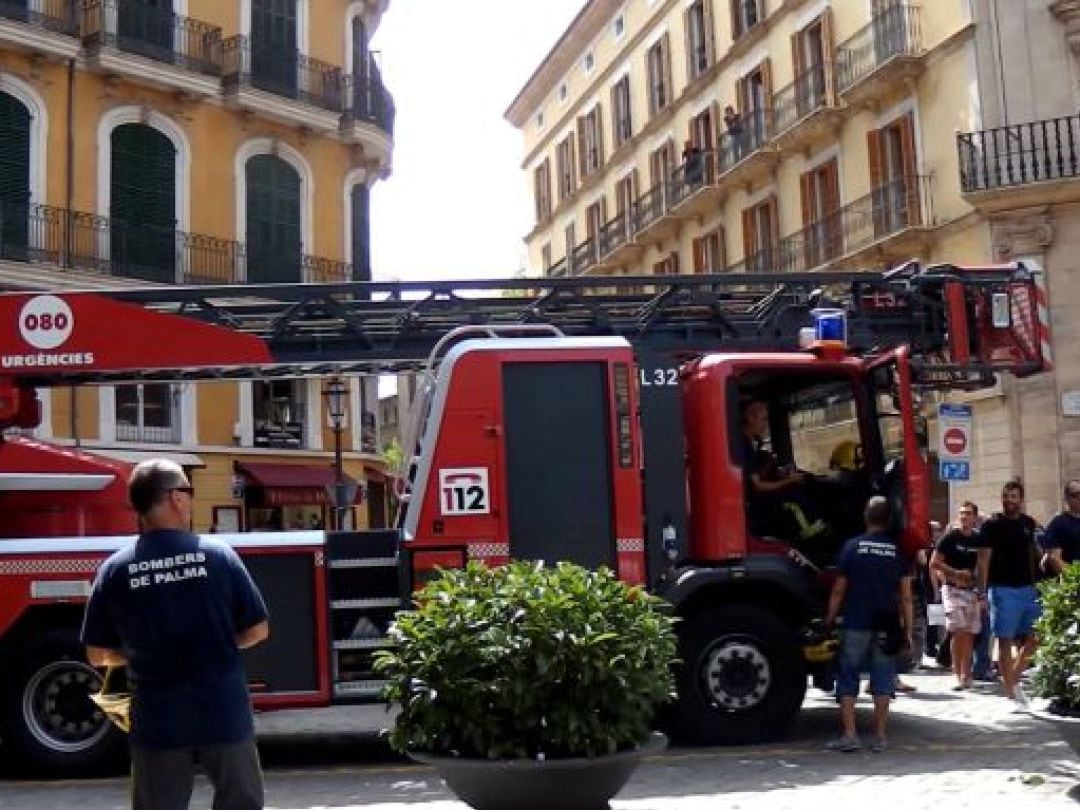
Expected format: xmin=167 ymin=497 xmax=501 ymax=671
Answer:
xmin=0 ymin=262 xmax=1047 ymax=770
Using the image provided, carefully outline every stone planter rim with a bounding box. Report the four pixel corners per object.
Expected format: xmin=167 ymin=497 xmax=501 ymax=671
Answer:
xmin=409 ymin=730 xmax=668 ymax=768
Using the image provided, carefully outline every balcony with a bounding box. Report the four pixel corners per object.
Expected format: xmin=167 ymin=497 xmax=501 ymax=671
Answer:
xmin=835 ymin=3 xmax=924 ymax=110
xmin=115 ymin=423 xmax=181 ymax=444
xmin=666 ymin=152 xmax=725 ymax=218
xmin=595 ymin=210 xmax=644 ymax=270
xmin=724 ymin=175 xmax=934 ymax=274
xmin=771 ymin=64 xmax=842 ymax=153
xmin=717 ymin=110 xmax=780 ymax=191
xmin=568 ymin=235 xmax=599 ymax=276
xmin=81 ymin=0 xmax=222 ymax=96
xmin=222 ymin=35 xmax=346 ymax=134
xmin=341 ymin=51 xmax=395 ymax=148
xmin=630 ymin=182 xmax=681 ymax=245
xmin=0 ymin=201 xmax=350 ymax=288
xmin=958 ymin=114 xmax=1080 ymax=212
xmin=0 ymin=0 xmax=78 ymax=59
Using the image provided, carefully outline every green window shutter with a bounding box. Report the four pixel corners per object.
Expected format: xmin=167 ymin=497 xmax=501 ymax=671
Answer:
xmin=246 ymin=154 xmax=302 ymax=283
xmin=251 ymin=0 xmax=298 ymax=97
xmin=350 ymin=184 xmax=370 ymax=282
xmin=110 ymin=123 xmax=176 ymax=282
xmin=116 ymin=0 xmax=175 ymax=62
xmin=0 ymin=91 xmax=31 ymax=259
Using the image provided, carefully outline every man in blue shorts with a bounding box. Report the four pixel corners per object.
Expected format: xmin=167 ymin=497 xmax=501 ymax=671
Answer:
xmin=825 ymin=496 xmax=914 ymax=752
xmin=976 ymin=478 xmax=1041 ymax=708
xmin=81 ymin=459 xmax=270 ymax=810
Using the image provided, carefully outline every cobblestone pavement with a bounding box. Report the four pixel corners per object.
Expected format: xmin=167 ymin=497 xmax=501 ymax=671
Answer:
xmin=2 ymin=670 xmax=1078 ymax=809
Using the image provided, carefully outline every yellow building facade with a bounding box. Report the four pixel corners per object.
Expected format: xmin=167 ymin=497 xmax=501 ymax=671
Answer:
xmin=0 ymin=0 xmax=395 ymax=532
xmin=508 ymin=0 xmax=1080 ymax=523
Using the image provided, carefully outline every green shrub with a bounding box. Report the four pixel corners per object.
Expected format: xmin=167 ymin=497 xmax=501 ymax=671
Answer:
xmin=1033 ymin=562 xmax=1080 ymax=715
xmin=375 ymin=560 xmax=677 ymax=760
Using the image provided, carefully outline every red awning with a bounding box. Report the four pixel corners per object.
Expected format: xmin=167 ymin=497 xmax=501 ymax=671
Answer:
xmin=237 ymin=461 xmax=361 ymax=507
xmin=0 ymin=437 xmax=131 ymax=491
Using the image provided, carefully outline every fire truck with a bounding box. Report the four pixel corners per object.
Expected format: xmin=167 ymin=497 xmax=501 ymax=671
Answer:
xmin=0 ymin=262 xmax=1047 ymax=770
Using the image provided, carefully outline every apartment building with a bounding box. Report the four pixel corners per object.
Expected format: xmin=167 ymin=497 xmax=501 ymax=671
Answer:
xmin=0 ymin=0 xmax=395 ymax=532
xmin=507 ymin=0 xmax=1080 ymax=520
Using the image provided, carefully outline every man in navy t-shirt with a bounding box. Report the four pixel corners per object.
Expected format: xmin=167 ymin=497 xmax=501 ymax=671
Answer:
xmin=81 ymin=459 xmax=269 ymax=810
xmin=1043 ymin=479 xmax=1080 ymax=575
xmin=824 ymin=496 xmax=914 ymax=753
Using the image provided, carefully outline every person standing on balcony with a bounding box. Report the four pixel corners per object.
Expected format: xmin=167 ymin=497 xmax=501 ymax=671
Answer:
xmin=724 ymin=105 xmax=745 ymax=163
xmin=681 ymin=140 xmax=704 ymax=188
xmin=81 ymin=459 xmax=270 ymax=810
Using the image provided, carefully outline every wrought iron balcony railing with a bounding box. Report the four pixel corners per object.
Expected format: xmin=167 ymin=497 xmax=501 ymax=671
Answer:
xmin=726 ymin=175 xmax=932 ymax=273
xmin=223 ymin=35 xmax=346 ymax=113
xmin=958 ymin=114 xmax=1080 ymax=193
xmin=597 ymin=210 xmax=631 ymax=257
xmin=82 ymin=0 xmax=222 ymax=75
xmin=345 ymin=51 xmax=395 ymax=135
xmin=835 ymin=2 xmax=921 ymax=93
xmin=772 ymin=63 xmax=829 ymax=134
xmin=0 ymin=0 xmax=76 ymax=35
xmin=0 ymin=201 xmax=353 ymax=285
xmin=718 ymin=109 xmax=773 ymax=172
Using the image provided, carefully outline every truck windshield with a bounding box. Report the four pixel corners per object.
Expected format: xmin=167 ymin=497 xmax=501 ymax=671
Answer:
xmin=787 ymin=380 xmax=861 ymax=476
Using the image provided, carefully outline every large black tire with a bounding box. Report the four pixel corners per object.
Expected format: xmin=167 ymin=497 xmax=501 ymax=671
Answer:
xmin=1 ymin=632 xmax=125 ymax=772
xmin=672 ymin=604 xmax=806 ymax=745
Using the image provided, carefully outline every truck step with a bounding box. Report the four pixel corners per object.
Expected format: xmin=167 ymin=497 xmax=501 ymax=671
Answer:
xmin=333 ymin=679 xmax=389 ymax=699
xmin=329 ymin=558 xmax=397 ymax=569
xmin=332 ymin=638 xmax=393 ymax=650
xmin=330 ymin=597 xmax=401 ymax=610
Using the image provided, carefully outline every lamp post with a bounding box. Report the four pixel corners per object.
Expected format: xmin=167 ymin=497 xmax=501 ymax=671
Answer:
xmin=323 ymin=376 xmax=349 ymax=531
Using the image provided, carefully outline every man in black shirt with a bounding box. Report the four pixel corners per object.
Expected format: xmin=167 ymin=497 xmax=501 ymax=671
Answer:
xmin=1042 ymin=480 xmax=1080 ymax=575
xmin=82 ymin=459 xmax=270 ymax=810
xmin=976 ymin=478 xmax=1041 ymax=707
xmin=930 ymin=501 xmax=982 ymax=690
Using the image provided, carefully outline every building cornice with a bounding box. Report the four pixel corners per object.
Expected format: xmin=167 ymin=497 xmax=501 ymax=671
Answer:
xmin=505 ymin=0 xmax=623 ymax=126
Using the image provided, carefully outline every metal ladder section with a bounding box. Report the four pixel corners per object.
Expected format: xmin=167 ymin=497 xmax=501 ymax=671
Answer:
xmin=393 ymin=325 xmax=565 ymax=521
xmin=325 ymin=529 xmax=402 ymax=700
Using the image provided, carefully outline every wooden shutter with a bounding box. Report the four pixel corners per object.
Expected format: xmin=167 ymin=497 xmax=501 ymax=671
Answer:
xmin=791 ymin=31 xmax=805 ymax=79
xmin=741 ymin=207 xmax=755 ymax=261
xmin=760 ymin=57 xmax=773 ymax=124
xmin=766 ymin=195 xmax=780 ymax=246
xmin=867 ymin=128 xmax=884 ymax=190
xmin=730 ymin=0 xmax=741 ymax=40
xmin=684 ymin=6 xmax=694 ymax=82
xmin=595 ymin=103 xmax=605 ymax=170
xmin=692 ymin=236 xmax=705 ymax=272
xmin=736 ymin=75 xmax=748 ymax=114
xmin=820 ymin=7 xmax=836 ymax=101
xmin=246 ymin=154 xmax=302 ymax=284
xmin=113 ymin=123 xmax=178 ymax=283
xmin=568 ymin=137 xmax=577 ymax=191
xmin=0 ymin=92 xmax=31 ymax=256
xmin=898 ymin=112 xmax=920 ymax=223
xmin=661 ymin=33 xmax=673 ymax=109
xmin=799 ymin=170 xmax=814 ymax=229
xmin=704 ymin=0 xmax=716 ymax=65
xmin=577 ymin=117 xmax=588 ymax=178
xmin=821 ymin=159 xmax=840 ymax=214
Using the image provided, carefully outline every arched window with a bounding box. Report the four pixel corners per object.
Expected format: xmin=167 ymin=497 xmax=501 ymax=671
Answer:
xmin=246 ymin=154 xmax=302 ymax=283
xmin=0 ymin=91 xmax=30 ymax=260
xmin=110 ymin=123 xmax=177 ymax=283
xmin=251 ymin=0 xmax=298 ymax=97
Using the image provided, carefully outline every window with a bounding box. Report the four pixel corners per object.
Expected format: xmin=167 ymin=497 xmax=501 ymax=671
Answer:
xmin=556 ymin=135 xmax=577 ymax=201
xmin=792 ymin=12 xmax=834 ymax=117
xmin=611 ymin=75 xmax=633 ymax=148
xmin=246 ymin=154 xmax=302 ymax=282
xmin=251 ymin=0 xmax=299 ymax=95
xmin=111 ymin=123 xmax=176 ymax=283
xmin=646 ymin=34 xmax=673 ymax=118
xmin=559 ymin=83 xmax=568 ymax=101
xmin=586 ymin=199 xmax=606 ymax=246
xmin=692 ymin=227 xmax=725 ymax=272
xmin=654 ymin=251 xmax=680 ymax=275
xmin=689 ymin=106 xmax=716 ymax=181
xmin=564 ymin=222 xmax=576 ymax=272
xmin=116 ymin=384 xmax=179 ymax=444
xmin=0 ymin=91 xmax=31 ymax=261
xmin=685 ymin=1 xmax=715 ymax=81
xmin=577 ymin=105 xmax=605 ymax=178
xmin=541 ymin=243 xmax=552 ymax=271
xmin=615 ymin=172 xmax=637 ymax=217
xmin=614 ymin=14 xmax=625 ymax=39
xmin=867 ymin=112 xmax=919 ymax=235
xmin=733 ymin=59 xmax=772 ymax=150
xmin=800 ymin=158 xmax=840 ymax=267
xmin=534 ymin=158 xmax=552 ymax=222
xmin=350 ymin=183 xmax=370 ymax=281
xmin=584 ymin=52 xmax=595 ymax=71
xmin=649 ymin=139 xmax=676 ymax=188
xmin=730 ymin=0 xmax=762 ymax=40
xmin=741 ymin=195 xmax=778 ymax=272
xmin=536 ymin=111 xmax=545 ymax=128
xmin=253 ymin=380 xmax=306 ymax=449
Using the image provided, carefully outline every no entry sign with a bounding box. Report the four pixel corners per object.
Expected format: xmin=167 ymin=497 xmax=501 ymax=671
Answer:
xmin=938 ymin=403 xmax=973 ymax=482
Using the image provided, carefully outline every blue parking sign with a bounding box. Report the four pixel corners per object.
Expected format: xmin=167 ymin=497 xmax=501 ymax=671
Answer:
xmin=939 ymin=460 xmax=971 ymax=482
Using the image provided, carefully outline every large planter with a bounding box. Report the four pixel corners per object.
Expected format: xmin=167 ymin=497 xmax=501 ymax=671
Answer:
xmin=409 ymin=732 xmax=667 ymax=810
xmin=1029 ymin=704 xmax=1080 ymax=759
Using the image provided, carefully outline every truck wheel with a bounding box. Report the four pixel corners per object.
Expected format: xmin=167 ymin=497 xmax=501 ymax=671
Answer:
xmin=1 ymin=633 xmax=124 ymax=772
xmin=673 ymin=604 xmax=806 ymax=745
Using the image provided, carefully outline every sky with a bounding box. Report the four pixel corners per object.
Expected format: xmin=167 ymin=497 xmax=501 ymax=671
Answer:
xmin=369 ymin=0 xmax=586 ymax=282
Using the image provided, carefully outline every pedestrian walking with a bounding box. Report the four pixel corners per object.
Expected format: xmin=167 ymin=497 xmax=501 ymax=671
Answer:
xmin=976 ymin=478 xmax=1041 ymax=708
xmin=1042 ymin=480 xmax=1080 ymax=575
xmin=825 ymin=496 xmax=914 ymax=752
xmin=930 ymin=501 xmax=982 ymax=690
xmin=81 ymin=459 xmax=270 ymax=810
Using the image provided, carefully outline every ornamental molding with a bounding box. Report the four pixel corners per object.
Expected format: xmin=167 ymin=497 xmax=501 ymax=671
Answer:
xmin=989 ymin=207 xmax=1054 ymax=260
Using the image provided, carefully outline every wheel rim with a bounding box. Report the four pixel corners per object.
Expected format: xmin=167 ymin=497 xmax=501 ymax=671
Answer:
xmin=700 ymin=637 xmax=772 ymax=711
xmin=21 ymin=660 xmax=111 ymax=754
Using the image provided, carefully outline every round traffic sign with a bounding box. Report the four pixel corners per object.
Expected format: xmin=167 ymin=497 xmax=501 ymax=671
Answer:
xmin=943 ymin=426 xmax=968 ymax=455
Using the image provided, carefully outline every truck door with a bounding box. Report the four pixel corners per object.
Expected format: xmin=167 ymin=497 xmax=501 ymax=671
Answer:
xmin=502 ymin=361 xmax=616 ymax=569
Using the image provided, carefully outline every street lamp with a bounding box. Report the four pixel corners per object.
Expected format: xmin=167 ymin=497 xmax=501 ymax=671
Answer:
xmin=323 ymin=376 xmax=349 ymax=531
